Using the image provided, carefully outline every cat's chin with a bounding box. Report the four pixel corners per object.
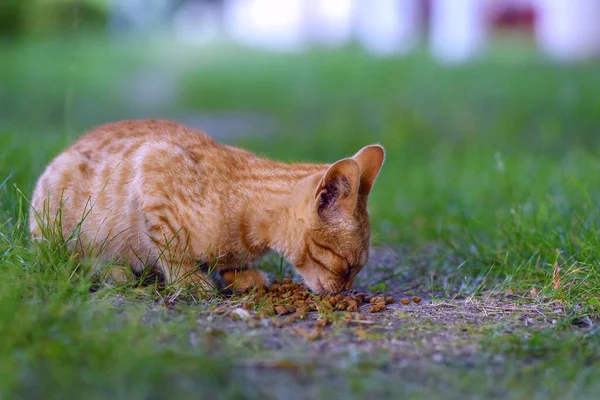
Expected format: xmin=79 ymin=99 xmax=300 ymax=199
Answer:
xmin=302 ymin=275 xmax=346 ymax=295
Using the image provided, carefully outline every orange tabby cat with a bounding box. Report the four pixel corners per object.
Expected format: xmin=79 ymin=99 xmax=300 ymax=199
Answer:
xmin=29 ymin=120 xmax=384 ymax=294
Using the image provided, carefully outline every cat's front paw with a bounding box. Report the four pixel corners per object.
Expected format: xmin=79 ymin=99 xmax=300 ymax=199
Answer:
xmin=220 ymin=269 xmax=269 ymax=293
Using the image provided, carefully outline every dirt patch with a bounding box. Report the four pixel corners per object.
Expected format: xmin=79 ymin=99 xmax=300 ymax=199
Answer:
xmin=103 ymin=242 xmax=574 ymax=399
xmin=153 ymin=245 xmax=566 ymax=365
xmin=105 ymin=244 xmax=577 ymax=398
xmin=190 ymin=295 xmax=565 ymax=365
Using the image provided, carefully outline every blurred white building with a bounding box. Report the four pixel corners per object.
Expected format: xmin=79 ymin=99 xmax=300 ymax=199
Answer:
xmin=109 ymin=0 xmax=600 ymax=63
xmin=354 ymin=0 xmax=421 ymax=56
xmin=534 ymin=0 xmax=600 ymax=61
xmin=429 ymin=0 xmax=487 ymax=64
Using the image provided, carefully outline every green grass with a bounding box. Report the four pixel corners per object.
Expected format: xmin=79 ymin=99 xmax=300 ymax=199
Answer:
xmin=1 ymin=35 xmax=600 ymax=399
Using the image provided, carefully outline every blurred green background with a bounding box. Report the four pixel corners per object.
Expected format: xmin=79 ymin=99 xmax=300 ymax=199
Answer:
xmin=1 ymin=0 xmax=600 ymax=293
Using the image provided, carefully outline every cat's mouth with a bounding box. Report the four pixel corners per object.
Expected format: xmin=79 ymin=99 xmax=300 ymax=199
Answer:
xmin=302 ymin=274 xmax=346 ymax=294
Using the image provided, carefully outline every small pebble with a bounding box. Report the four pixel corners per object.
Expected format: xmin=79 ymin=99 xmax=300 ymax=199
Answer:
xmin=315 ymin=319 xmax=329 ymax=329
xmin=274 ymin=305 xmax=289 ymax=315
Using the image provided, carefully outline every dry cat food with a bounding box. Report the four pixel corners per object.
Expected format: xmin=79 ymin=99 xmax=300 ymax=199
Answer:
xmin=234 ymin=279 xmax=400 ymax=324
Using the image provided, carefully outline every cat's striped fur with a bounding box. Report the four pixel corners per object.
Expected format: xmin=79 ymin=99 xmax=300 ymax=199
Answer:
xmin=29 ymin=120 xmax=384 ymax=293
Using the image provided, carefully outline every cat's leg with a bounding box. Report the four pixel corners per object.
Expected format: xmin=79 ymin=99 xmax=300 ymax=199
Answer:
xmin=161 ymin=258 xmax=216 ymax=294
xmin=84 ymin=254 xmax=134 ymax=285
xmin=220 ymin=268 xmax=269 ymax=292
xmin=104 ymin=266 xmax=130 ymax=284
xmin=140 ymin=214 xmax=215 ymax=294
xmin=134 ymin=143 xmax=216 ymax=295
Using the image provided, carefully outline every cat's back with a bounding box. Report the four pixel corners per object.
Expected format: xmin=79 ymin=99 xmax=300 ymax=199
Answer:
xmin=71 ymin=119 xmax=218 ymax=162
xmin=29 ymin=120 xmax=222 ymax=235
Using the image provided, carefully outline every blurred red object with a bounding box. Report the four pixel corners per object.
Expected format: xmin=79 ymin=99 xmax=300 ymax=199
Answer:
xmin=489 ymin=2 xmax=537 ymax=32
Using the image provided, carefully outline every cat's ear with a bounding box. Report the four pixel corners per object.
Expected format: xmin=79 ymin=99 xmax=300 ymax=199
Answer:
xmin=352 ymin=145 xmax=385 ymax=199
xmin=314 ymin=158 xmax=360 ymax=220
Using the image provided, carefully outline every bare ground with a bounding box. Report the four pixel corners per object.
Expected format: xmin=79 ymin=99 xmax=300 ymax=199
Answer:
xmin=101 ymin=246 xmax=580 ymax=399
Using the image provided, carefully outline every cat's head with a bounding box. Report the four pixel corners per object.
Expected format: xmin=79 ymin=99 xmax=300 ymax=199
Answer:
xmin=293 ymin=145 xmax=385 ymax=293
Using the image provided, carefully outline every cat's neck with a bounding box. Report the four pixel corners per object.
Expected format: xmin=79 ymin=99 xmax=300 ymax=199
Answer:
xmin=240 ymin=167 xmax=325 ymax=261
